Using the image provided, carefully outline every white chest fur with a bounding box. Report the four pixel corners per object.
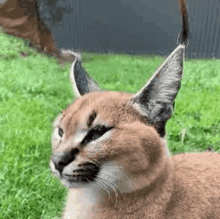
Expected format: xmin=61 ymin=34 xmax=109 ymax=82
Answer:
xmin=63 ymin=187 xmax=100 ymax=219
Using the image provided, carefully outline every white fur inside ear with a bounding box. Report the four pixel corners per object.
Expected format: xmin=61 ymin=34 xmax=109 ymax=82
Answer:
xmin=133 ymin=44 xmax=185 ymax=100
xmin=70 ymin=58 xmax=82 ymax=97
xmin=60 ymin=49 xmax=82 ymax=97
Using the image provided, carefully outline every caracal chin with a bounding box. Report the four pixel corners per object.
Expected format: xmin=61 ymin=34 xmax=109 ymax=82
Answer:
xmin=50 ymin=0 xmax=220 ymax=218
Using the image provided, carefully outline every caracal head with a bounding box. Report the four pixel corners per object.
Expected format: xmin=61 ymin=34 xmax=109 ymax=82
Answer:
xmin=50 ymin=45 xmax=185 ymax=193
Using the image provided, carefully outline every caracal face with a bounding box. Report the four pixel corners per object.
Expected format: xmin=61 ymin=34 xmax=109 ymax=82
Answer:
xmin=50 ymin=90 xmax=166 ymax=193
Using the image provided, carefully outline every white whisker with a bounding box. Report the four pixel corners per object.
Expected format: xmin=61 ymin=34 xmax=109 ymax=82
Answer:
xmin=95 ymin=178 xmax=111 ymax=201
xmin=85 ymin=177 xmax=96 ymax=195
xmin=100 ymin=170 xmax=123 ymax=195
xmin=98 ymin=176 xmax=120 ymax=204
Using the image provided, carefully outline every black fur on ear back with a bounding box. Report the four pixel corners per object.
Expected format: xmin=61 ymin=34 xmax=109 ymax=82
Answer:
xmin=70 ymin=59 xmax=101 ymax=97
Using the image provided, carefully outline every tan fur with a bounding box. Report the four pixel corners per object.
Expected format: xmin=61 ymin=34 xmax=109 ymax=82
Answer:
xmin=50 ymin=1 xmax=220 ymax=218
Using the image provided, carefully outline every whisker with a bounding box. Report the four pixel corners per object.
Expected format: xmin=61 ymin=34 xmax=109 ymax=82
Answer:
xmin=100 ymin=169 xmax=122 ymax=180
xmin=102 ymin=163 xmax=124 ymax=168
xmin=85 ymin=177 xmax=96 ymax=196
xmin=98 ymin=176 xmax=120 ymax=204
xmin=100 ymin=170 xmax=123 ymax=195
xmin=95 ymin=178 xmax=111 ymax=201
xmin=99 ymin=177 xmax=118 ymax=202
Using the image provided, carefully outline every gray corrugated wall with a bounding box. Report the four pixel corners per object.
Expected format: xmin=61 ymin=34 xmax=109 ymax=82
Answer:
xmin=38 ymin=0 xmax=220 ymax=58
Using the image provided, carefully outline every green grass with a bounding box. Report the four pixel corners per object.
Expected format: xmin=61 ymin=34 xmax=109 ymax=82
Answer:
xmin=0 ymin=31 xmax=220 ymax=218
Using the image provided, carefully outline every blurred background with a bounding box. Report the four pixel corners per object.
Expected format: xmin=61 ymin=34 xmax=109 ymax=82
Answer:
xmin=1 ymin=0 xmax=220 ymax=58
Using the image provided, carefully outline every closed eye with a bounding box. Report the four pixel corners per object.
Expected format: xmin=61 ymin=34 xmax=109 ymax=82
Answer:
xmin=81 ymin=125 xmax=112 ymax=145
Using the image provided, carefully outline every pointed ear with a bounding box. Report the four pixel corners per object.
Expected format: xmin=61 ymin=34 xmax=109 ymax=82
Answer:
xmin=131 ymin=45 xmax=185 ymax=136
xmin=70 ymin=59 xmax=101 ymax=97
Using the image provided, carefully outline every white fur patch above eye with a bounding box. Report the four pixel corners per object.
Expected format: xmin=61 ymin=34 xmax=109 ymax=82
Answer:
xmin=53 ymin=114 xmax=62 ymax=127
xmin=73 ymin=130 xmax=88 ymax=145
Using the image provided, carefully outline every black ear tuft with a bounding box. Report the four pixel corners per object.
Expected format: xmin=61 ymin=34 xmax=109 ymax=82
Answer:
xmin=179 ymin=0 xmax=189 ymax=45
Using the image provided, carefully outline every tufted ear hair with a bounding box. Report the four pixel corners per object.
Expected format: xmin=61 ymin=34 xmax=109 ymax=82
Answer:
xmin=131 ymin=44 xmax=185 ymax=136
xmin=70 ymin=58 xmax=101 ymax=97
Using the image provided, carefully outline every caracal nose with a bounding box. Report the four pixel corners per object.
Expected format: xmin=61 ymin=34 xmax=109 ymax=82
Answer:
xmin=52 ymin=148 xmax=79 ymax=172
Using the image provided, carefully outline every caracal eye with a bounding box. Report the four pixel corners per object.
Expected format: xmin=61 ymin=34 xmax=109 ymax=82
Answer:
xmin=54 ymin=127 xmax=64 ymax=140
xmin=58 ymin=128 xmax=64 ymax=137
xmin=81 ymin=125 xmax=112 ymax=145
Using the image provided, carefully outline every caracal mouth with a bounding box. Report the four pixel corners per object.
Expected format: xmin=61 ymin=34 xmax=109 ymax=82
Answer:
xmin=50 ymin=160 xmax=100 ymax=188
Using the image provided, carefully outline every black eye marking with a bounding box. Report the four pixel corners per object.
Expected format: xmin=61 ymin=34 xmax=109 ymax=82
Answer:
xmin=87 ymin=111 xmax=97 ymax=128
xmin=58 ymin=128 xmax=64 ymax=137
xmin=81 ymin=125 xmax=112 ymax=146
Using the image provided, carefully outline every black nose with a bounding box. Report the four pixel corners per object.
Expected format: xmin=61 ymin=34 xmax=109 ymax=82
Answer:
xmin=52 ymin=148 xmax=79 ymax=172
